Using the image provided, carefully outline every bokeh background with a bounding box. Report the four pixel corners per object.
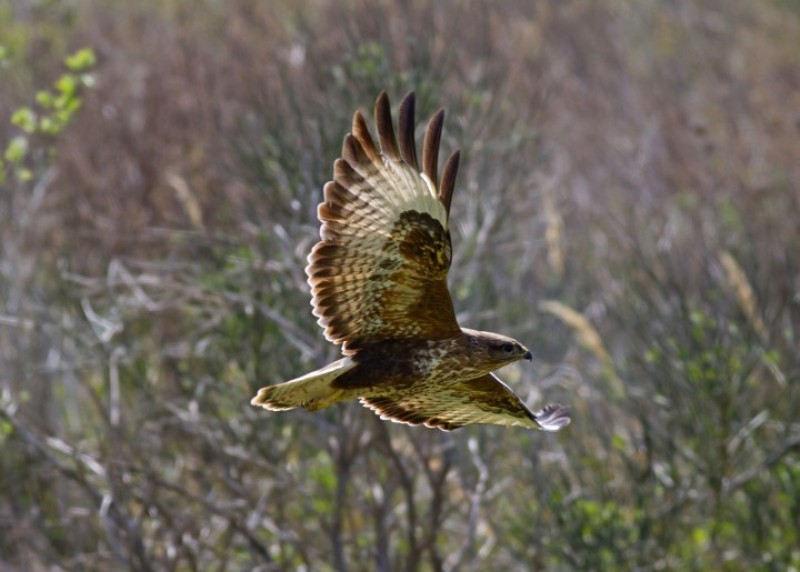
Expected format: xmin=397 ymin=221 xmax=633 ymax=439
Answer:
xmin=1 ymin=1 xmax=799 ymax=570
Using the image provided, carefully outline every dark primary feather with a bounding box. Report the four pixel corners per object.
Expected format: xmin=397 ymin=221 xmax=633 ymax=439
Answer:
xmin=439 ymin=150 xmax=460 ymax=217
xmin=375 ymin=91 xmax=400 ymax=161
xmin=352 ymin=111 xmax=381 ymax=161
xmin=398 ymin=92 xmax=419 ymax=170
xmin=422 ymin=109 xmax=444 ymax=191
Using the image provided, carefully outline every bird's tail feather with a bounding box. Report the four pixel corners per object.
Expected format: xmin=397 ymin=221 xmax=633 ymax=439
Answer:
xmin=251 ymin=357 xmax=357 ymax=412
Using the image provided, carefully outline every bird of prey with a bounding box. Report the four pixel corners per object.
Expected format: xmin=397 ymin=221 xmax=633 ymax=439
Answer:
xmin=251 ymin=92 xmax=570 ymax=432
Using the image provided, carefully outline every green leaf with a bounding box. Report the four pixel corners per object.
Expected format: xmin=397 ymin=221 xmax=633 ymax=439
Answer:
xmin=11 ymin=107 xmax=37 ymax=133
xmin=56 ymin=73 xmax=77 ymax=97
xmin=4 ymin=136 xmax=28 ymax=163
xmin=36 ymin=90 xmax=53 ymax=108
xmin=17 ymin=168 xmax=33 ymax=183
xmin=0 ymin=420 xmax=14 ymax=443
xmin=692 ymin=526 xmax=709 ymax=547
xmin=39 ymin=116 xmax=58 ymax=134
xmin=64 ymin=47 xmax=96 ymax=72
xmin=611 ymin=434 xmax=628 ymax=452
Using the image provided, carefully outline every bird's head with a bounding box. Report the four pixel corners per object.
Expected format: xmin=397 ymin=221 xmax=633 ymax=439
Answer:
xmin=461 ymin=328 xmax=532 ymax=372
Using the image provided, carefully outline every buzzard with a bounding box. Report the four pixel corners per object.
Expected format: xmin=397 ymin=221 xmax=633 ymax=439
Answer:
xmin=251 ymin=92 xmax=570 ymax=432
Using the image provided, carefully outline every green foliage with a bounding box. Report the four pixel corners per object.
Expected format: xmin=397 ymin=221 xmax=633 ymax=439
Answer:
xmin=64 ymin=47 xmax=97 ymax=71
xmin=3 ymin=135 xmax=27 ymax=163
xmin=1 ymin=47 xmax=95 ymax=183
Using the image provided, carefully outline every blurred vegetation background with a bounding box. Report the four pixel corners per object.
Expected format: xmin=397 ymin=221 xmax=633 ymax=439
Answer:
xmin=1 ymin=0 xmax=799 ymax=570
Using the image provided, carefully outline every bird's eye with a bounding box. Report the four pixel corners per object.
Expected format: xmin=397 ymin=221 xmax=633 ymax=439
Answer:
xmin=502 ymin=343 xmax=514 ymax=353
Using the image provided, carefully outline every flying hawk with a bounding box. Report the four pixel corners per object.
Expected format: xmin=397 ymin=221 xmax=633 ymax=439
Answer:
xmin=251 ymin=92 xmax=570 ymax=432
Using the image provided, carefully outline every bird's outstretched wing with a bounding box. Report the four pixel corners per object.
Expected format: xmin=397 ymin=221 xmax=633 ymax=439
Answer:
xmin=360 ymin=373 xmax=571 ymax=431
xmin=307 ymin=92 xmax=462 ymax=352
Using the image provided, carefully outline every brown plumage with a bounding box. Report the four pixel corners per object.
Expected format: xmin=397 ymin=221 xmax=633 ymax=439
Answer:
xmin=251 ymin=92 xmax=570 ymax=431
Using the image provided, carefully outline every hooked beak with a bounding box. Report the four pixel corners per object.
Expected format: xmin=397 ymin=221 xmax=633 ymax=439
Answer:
xmin=523 ymin=350 xmax=533 ymax=361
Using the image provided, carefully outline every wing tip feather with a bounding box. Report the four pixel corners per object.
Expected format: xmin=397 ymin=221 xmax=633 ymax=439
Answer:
xmin=398 ymin=91 xmax=419 ymax=170
xmin=439 ymin=149 xmax=460 ymax=216
xmin=375 ymin=91 xmax=400 ymax=161
xmin=533 ymin=403 xmax=571 ymax=431
xmin=422 ymin=108 xmax=445 ymax=188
